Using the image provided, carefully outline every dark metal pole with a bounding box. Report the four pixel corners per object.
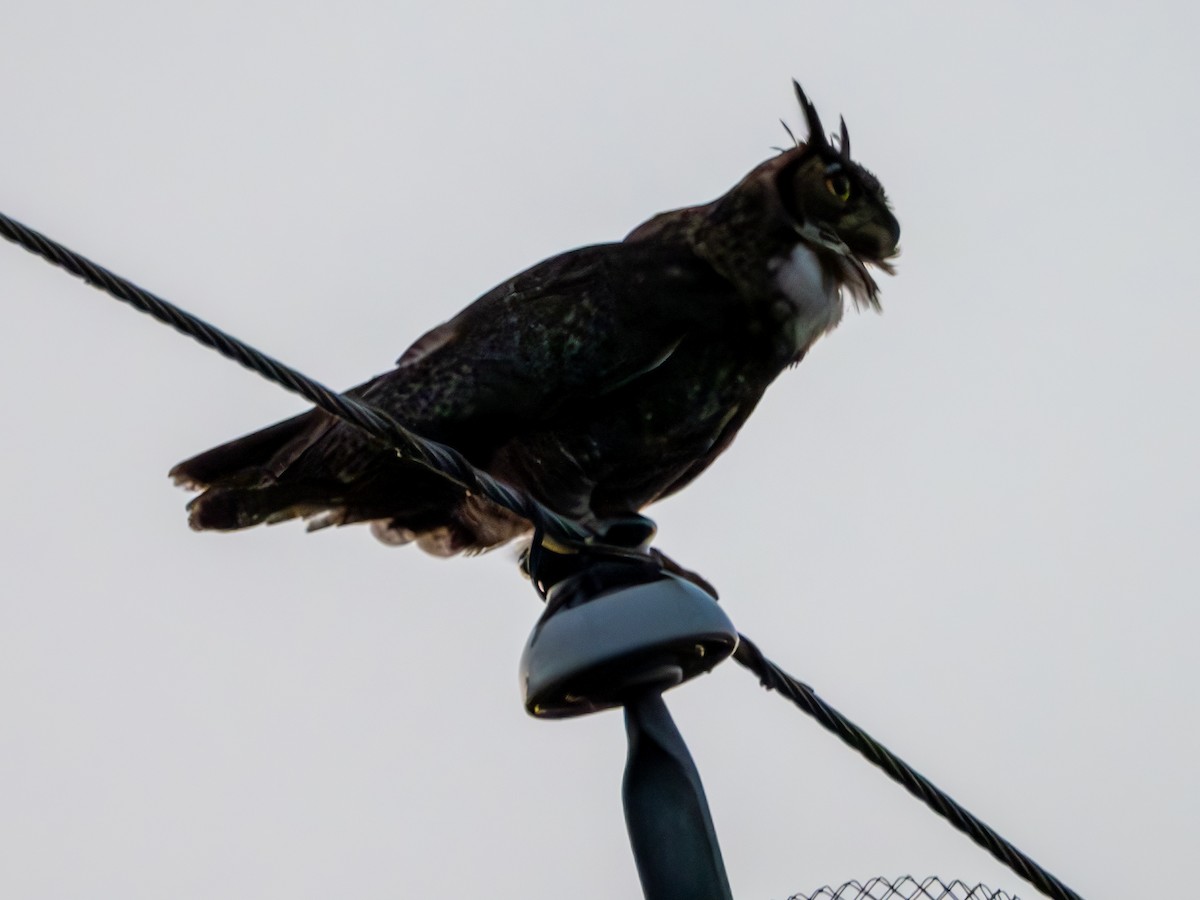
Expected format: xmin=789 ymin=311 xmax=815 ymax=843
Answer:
xmin=623 ymin=688 xmax=734 ymax=900
xmin=519 ymin=534 xmax=738 ymax=898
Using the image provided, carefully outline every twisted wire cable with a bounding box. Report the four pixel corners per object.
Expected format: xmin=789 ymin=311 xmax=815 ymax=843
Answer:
xmin=0 ymin=210 xmax=593 ymax=546
xmin=2 ymin=208 xmax=1085 ymax=900
xmin=734 ymin=636 xmax=1084 ymax=900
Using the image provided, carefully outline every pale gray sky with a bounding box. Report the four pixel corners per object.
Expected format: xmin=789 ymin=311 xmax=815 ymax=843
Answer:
xmin=2 ymin=2 xmax=1196 ymax=898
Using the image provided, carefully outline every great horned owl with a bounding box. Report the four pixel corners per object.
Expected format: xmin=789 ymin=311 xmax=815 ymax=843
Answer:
xmin=171 ymin=82 xmax=900 ymax=557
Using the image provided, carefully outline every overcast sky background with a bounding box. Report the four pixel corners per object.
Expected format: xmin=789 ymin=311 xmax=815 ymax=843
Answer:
xmin=1 ymin=3 xmax=1196 ymax=898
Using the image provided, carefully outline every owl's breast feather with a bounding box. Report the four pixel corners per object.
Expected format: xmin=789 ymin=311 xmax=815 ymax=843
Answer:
xmin=767 ymin=242 xmax=845 ymax=358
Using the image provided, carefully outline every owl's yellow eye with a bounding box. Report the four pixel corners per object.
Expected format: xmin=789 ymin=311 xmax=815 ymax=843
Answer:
xmin=825 ymin=174 xmax=852 ymax=202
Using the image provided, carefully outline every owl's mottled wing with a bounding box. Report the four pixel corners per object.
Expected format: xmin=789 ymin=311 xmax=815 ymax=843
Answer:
xmin=171 ymin=239 xmax=734 ymax=535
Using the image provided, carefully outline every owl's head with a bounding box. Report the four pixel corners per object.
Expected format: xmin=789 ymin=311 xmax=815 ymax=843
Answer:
xmin=777 ymin=80 xmax=900 ymax=270
xmin=624 ymin=81 xmax=900 ymax=309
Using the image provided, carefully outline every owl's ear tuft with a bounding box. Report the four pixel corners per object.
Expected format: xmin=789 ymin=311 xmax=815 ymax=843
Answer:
xmin=792 ymin=80 xmax=830 ymax=153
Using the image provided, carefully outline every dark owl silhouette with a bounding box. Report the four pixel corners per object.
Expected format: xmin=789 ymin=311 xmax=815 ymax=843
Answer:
xmin=171 ymin=82 xmax=900 ymax=556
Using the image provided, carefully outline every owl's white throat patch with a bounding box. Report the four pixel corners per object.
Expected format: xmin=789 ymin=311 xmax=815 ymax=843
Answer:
xmin=769 ymin=242 xmax=844 ymax=353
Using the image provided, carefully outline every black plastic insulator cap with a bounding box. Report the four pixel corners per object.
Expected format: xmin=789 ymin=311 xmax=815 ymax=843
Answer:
xmin=519 ymin=566 xmax=738 ymax=719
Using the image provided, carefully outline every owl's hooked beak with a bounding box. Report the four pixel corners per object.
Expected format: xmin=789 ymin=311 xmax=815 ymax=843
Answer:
xmin=853 ymin=212 xmax=901 ymax=269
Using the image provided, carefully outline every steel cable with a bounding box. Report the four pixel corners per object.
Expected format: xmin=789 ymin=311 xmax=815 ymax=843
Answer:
xmin=734 ymin=636 xmax=1084 ymax=900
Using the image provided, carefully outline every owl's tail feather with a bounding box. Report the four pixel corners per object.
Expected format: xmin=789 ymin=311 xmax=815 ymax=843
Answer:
xmin=169 ymin=411 xmax=319 ymax=491
xmin=170 ymin=410 xmax=348 ymax=532
xmin=171 ymin=410 xmax=531 ymax=554
xmin=185 ymin=483 xmax=331 ymax=531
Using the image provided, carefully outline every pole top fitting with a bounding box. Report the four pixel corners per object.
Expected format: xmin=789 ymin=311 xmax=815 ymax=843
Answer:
xmin=519 ymin=546 xmax=738 ymax=719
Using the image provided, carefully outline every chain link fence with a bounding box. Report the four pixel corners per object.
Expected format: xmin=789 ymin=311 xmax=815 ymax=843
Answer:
xmin=790 ymin=876 xmax=1018 ymax=900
